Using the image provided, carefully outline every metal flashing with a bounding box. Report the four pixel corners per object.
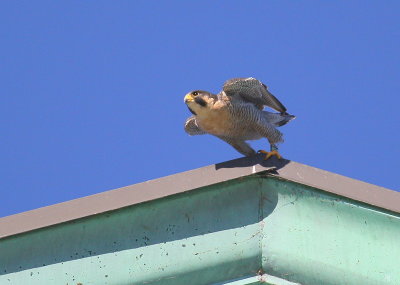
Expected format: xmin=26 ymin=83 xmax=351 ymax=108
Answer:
xmin=0 ymin=155 xmax=398 ymax=239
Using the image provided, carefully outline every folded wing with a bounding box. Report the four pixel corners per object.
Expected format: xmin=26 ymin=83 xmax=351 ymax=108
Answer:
xmin=184 ymin=116 xmax=206 ymax=135
xmin=223 ymin=77 xmax=287 ymax=113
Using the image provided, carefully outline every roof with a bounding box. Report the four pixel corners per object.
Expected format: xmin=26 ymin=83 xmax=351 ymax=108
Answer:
xmin=1 ymin=155 xmax=400 ymax=285
xmin=0 ymin=154 xmax=398 ymax=239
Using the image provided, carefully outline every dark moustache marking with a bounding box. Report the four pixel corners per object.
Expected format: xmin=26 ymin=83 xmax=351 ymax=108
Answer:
xmin=187 ymin=106 xmax=197 ymax=115
xmin=194 ymin=96 xmax=207 ymax=107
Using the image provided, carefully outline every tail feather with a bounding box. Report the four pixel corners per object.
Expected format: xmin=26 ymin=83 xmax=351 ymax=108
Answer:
xmin=263 ymin=111 xmax=295 ymax=127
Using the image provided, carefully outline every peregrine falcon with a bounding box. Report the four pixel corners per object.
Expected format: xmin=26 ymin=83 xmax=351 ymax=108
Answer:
xmin=184 ymin=77 xmax=295 ymax=159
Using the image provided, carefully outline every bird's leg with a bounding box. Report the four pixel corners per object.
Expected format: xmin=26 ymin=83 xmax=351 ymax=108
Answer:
xmin=269 ymin=143 xmax=282 ymax=159
xmin=257 ymin=144 xmax=282 ymax=160
xmin=221 ymin=138 xmax=256 ymax=157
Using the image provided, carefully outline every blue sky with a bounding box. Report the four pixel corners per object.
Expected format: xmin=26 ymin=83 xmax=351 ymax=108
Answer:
xmin=1 ymin=1 xmax=399 ymax=217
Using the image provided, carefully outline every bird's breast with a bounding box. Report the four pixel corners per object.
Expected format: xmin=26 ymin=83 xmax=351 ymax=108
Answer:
xmin=196 ymin=105 xmax=258 ymax=139
xmin=196 ymin=107 xmax=233 ymax=136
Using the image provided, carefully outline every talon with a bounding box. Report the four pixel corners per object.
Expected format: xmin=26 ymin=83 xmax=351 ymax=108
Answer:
xmin=257 ymin=149 xmax=282 ymax=160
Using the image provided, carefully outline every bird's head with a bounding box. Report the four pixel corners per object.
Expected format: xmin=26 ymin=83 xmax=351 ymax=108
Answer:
xmin=184 ymin=90 xmax=216 ymax=116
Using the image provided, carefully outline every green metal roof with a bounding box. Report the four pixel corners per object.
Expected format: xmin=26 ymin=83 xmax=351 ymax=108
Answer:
xmin=1 ymin=155 xmax=399 ymax=284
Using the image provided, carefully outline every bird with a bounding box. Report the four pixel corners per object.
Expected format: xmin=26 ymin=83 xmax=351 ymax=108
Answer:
xmin=183 ymin=77 xmax=295 ymax=159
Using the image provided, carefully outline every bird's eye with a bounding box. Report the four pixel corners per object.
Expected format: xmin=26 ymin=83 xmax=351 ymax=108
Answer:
xmin=192 ymin=91 xmax=198 ymax=96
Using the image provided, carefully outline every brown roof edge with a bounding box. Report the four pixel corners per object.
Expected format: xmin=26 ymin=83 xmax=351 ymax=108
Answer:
xmin=0 ymin=155 xmax=398 ymax=239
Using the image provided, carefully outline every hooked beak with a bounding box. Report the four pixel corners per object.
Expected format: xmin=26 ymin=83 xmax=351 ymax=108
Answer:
xmin=184 ymin=93 xmax=194 ymax=103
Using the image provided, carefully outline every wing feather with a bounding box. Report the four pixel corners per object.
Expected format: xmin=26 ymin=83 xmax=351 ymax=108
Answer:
xmin=223 ymin=77 xmax=287 ymax=113
xmin=184 ymin=116 xmax=206 ymax=135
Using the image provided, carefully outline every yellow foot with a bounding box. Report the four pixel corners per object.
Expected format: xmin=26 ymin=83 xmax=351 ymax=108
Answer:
xmin=257 ymin=150 xmax=282 ymax=160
